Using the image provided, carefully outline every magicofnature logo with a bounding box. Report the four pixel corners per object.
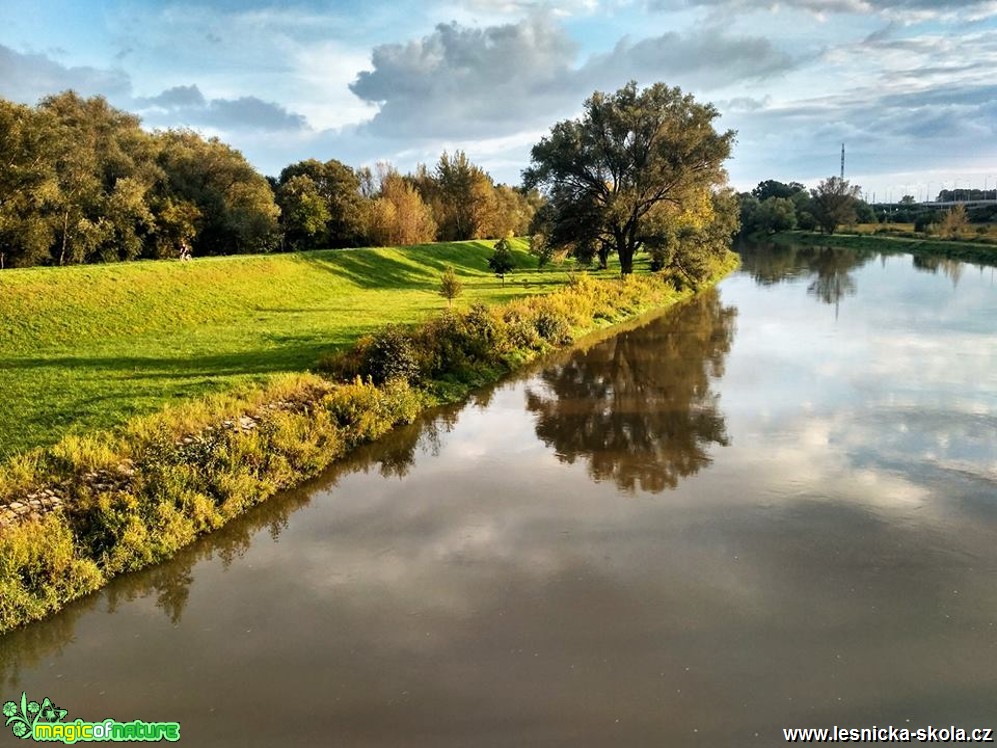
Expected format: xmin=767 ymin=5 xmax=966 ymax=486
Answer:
xmin=3 ymin=693 xmax=179 ymax=743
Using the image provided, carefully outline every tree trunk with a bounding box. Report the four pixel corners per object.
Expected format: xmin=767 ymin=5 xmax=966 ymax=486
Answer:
xmin=597 ymin=243 xmax=610 ymax=270
xmin=60 ymin=211 xmax=70 ymax=265
xmin=618 ymin=237 xmax=634 ymax=275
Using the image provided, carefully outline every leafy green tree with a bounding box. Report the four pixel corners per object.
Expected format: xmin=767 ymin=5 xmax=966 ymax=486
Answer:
xmin=528 ymin=230 xmax=555 ymax=270
xmin=278 ymin=159 xmax=364 ymax=247
xmin=751 ymin=180 xmax=806 ymax=201
xmin=809 ymin=176 xmax=861 ymax=235
xmin=755 ymin=196 xmax=797 ymax=234
xmin=40 ymin=92 xmax=165 ymax=264
xmin=854 ymin=199 xmax=876 ymax=224
xmin=276 ymin=174 xmax=331 ymax=249
xmin=439 ymin=266 xmax=463 ymax=308
xmin=151 ymin=197 xmax=200 ymax=258
xmin=488 ymin=237 xmax=515 ymax=284
xmin=435 ymin=151 xmax=494 ymax=241
xmin=524 ymin=81 xmax=735 ymax=275
xmin=158 ymin=130 xmax=279 ymax=254
xmin=0 ymin=100 xmax=59 ymax=268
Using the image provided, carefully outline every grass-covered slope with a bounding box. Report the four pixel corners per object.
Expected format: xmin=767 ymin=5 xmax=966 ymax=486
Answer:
xmin=0 ymin=239 xmax=580 ymax=458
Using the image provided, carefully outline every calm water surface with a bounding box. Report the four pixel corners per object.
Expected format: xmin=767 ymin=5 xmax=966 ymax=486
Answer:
xmin=3 ymin=244 xmax=997 ymax=746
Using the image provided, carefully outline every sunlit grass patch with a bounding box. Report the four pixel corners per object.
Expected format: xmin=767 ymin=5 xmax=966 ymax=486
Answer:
xmin=0 ymin=239 xmax=612 ymax=458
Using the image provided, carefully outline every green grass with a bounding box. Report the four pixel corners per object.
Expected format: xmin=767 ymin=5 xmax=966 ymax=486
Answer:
xmin=0 ymin=239 xmax=605 ymax=458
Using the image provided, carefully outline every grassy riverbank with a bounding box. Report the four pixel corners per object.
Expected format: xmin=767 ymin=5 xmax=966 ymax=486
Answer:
xmin=0 ymin=239 xmax=589 ymax=459
xmin=0 ymin=249 xmax=739 ymax=633
xmin=774 ymin=230 xmax=997 ymax=265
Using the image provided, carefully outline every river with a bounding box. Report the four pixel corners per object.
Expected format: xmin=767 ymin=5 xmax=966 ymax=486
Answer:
xmin=2 ymin=243 xmax=996 ymax=745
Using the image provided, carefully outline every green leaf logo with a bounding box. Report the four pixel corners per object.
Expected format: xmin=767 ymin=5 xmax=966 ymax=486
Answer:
xmin=4 ymin=693 xmax=68 ymax=740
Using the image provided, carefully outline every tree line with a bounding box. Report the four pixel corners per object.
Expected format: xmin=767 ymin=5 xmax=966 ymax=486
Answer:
xmin=0 ymin=92 xmax=539 ymax=269
xmin=739 ymin=178 xmax=997 ymax=239
xmin=738 ymin=177 xmax=875 ymax=237
xmin=2 ymin=81 xmax=744 ymax=282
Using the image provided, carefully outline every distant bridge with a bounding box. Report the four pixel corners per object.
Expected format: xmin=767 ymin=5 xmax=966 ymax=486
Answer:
xmin=921 ymin=200 xmax=997 ymax=208
xmin=877 ymin=200 xmax=997 ymax=209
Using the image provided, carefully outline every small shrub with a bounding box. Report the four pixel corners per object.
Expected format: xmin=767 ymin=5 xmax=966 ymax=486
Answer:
xmin=439 ymin=266 xmax=463 ymax=308
xmin=532 ymin=309 xmax=573 ymax=345
xmin=359 ymin=326 xmax=420 ymax=385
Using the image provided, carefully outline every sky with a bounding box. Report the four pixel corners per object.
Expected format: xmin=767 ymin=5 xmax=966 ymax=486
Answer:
xmin=1 ymin=0 xmax=996 ymax=201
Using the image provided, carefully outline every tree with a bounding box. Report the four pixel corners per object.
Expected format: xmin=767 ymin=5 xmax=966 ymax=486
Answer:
xmin=439 ymin=266 xmax=463 ymax=308
xmin=0 ymin=100 xmax=59 ymax=268
xmin=940 ymin=205 xmax=968 ymax=238
xmin=276 ymin=174 xmax=331 ymax=249
xmin=529 ymin=230 xmax=555 ymax=270
xmin=488 ymin=237 xmax=515 ymax=285
xmin=277 ymin=159 xmax=365 ymax=247
xmin=809 ymin=176 xmax=861 ymax=235
xmin=158 ymin=130 xmax=279 ymax=254
xmin=751 ymin=180 xmax=806 ymax=201
xmin=524 ymin=81 xmax=735 ymax=275
xmin=364 ymin=170 xmax=437 ymax=246
xmin=434 ymin=151 xmax=495 ymax=241
xmin=754 ymin=196 xmax=797 ymax=234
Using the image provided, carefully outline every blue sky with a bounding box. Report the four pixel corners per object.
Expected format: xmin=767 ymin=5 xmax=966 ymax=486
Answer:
xmin=2 ymin=0 xmax=996 ymax=200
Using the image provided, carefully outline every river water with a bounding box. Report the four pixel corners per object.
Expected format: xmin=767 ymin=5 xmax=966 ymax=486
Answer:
xmin=3 ymin=244 xmax=996 ymax=745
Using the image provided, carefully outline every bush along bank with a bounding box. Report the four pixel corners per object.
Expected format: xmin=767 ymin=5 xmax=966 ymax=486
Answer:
xmin=0 ymin=253 xmax=738 ymax=633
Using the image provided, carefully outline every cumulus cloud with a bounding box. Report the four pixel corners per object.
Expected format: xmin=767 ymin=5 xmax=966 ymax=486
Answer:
xmin=0 ymin=46 xmax=309 ymax=135
xmin=350 ymin=16 xmax=797 ymax=139
xmin=0 ymin=44 xmax=132 ymax=104
xmin=135 ymin=86 xmax=309 ymax=132
xmin=135 ymin=84 xmax=206 ymax=109
xmin=583 ymin=29 xmax=795 ymax=90
xmin=349 ymin=16 xmax=579 ymax=138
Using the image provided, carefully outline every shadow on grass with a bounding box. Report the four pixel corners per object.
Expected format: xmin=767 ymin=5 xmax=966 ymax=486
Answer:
xmin=0 ymin=341 xmax=339 ymax=380
xmin=295 ymin=242 xmax=497 ymax=290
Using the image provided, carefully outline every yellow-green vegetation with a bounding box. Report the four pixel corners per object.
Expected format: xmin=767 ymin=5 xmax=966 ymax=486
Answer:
xmin=0 ymin=239 xmax=586 ymax=459
xmin=0 ymin=248 xmax=738 ymax=633
xmin=849 ymin=222 xmax=997 ymax=242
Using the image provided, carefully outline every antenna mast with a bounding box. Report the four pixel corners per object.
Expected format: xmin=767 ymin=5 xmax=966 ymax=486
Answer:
xmin=840 ymin=143 xmax=845 ymax=180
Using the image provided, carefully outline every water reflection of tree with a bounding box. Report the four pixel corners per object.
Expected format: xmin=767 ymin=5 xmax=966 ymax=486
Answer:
xmin=525 ymin=290 xmax=737 ymax=494
xmin=911 ymin=254 xmax=964 ymax=287
xmin=740 ymin=242 xmax=875 ymax=311
xmin=806 ymin=247 xmax=861 ymax=309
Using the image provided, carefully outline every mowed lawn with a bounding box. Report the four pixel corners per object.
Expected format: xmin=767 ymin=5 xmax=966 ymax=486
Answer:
xmin=0 ymin=239 xmax=588 ymax=458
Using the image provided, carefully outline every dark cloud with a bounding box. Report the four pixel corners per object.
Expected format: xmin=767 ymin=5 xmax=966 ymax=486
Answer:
xmin=0 ymin=45 xmax=307 ymax=135
xmin=135 ymin=84 xmax=207 ymax=108
xmin=0 ymin=44 xmax=131 ymax=104
xmin=136 ymin=88 xmax=308 ymax=132
xmin=201 ymin=96 xmax=308 ymax=131
xmin=350 ymin=16 xmax=797 ymax=139
xmin=583 ymin=30 xmax=795 ymax=90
